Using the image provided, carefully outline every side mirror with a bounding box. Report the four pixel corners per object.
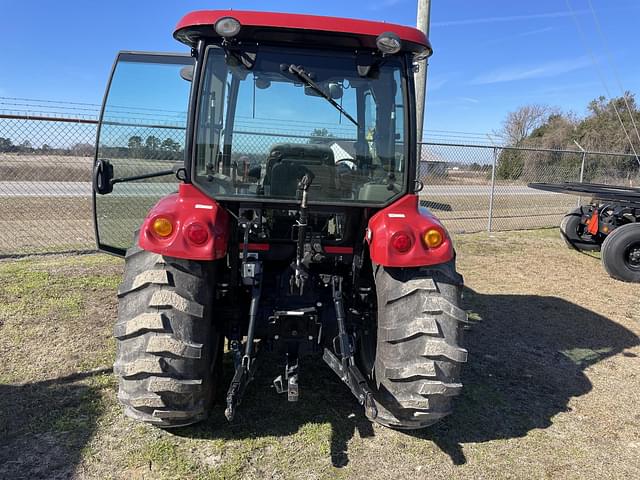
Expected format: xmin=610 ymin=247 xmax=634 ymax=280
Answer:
xmin=180 ymin=65 xmax=194 ymax=82
xmin=93 ymin=158 xmax=114 ymax=195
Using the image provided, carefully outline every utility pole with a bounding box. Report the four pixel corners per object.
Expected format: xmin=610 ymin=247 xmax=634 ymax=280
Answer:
xmin=415 ymin=0 xmax=431 ymax=144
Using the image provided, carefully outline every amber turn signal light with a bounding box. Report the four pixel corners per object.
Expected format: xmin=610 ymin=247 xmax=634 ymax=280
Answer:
xmin=423 ymin=229 xmax=443 ymax=248
xmin=152 ymin=217 xmax=173 ymax=238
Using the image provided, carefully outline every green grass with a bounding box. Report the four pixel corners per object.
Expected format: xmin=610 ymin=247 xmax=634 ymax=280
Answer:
xmin=1 ymin=233 xmax=639 ymax=479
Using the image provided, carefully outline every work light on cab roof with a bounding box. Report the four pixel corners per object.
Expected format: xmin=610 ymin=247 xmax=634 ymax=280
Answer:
xmin=214 ymin=16 xmax=241 ymax=37
xmin=92 ymin=8 xmax=466 ymax=435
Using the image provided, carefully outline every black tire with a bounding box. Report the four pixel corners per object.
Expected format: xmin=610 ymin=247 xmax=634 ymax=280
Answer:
xmin=368 ymin=260 xmax=468 ymax=429
xmin=601 ymin=223 xmax=640 ymax=283
xmin=113 ymin=241 xmax=222 ymax=428
xmin=560 ymin=208 xmax=600 ymax=251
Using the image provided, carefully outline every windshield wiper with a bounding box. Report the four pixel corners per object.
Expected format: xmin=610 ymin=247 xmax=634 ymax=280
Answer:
xmin=287 ymin=64 xmax=359 ymax=127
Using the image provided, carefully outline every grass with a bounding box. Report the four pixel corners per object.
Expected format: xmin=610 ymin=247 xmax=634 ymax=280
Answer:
xmin=0 ymin=188 xmax=579 ymax=254
xmin=0 ymin=230 xmax=639 ymax=479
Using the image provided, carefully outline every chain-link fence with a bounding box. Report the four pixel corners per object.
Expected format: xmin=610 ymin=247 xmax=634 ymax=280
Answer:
xmin=1 ymin=111 xmax=638 ymax=255
xmin=419 ymin=143 xmax=639 ymax=233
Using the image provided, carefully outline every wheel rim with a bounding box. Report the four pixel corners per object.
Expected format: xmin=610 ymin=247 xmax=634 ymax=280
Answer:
xmin=625 ymin=242 xmax=640 ymax=270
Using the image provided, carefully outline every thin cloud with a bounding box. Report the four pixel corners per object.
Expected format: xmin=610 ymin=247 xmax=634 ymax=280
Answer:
xmin=427 ymin=75 xmax=448 ymax=92
xmin=520 ymin=26 xmax=554 ymax=37
xmin=469 ymin=56 xmax=592 ymax=85
xmin=459 ymin=97 xmax=480 ymax=104
xmin=368 ymin=0 xmax=405 ymax=11
xmin=480 ymin=26 xmax=553 ymax=47
xmin=433 ymin=10 xmax=587 ymax=27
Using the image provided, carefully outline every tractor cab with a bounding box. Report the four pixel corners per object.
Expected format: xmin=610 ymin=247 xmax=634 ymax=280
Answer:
xmin=93 ymin=10 xmax=431 ymax=255
xmin=93 ymin=11 xmax=467 ymax=431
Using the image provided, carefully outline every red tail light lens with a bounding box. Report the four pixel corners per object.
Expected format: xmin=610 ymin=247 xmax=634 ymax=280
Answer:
xmin=391 ymin=231 xmax=413 ymax=253
xmin=185 ymin=222 xmax=209 ymax=245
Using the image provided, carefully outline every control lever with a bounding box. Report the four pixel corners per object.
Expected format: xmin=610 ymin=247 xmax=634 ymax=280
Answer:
xmin=293 ymin=172 xmax=314 ymax=294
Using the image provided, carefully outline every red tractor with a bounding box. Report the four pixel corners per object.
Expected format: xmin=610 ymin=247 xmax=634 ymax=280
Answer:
xmin=93 ymin=10 xmax=468 ymax=430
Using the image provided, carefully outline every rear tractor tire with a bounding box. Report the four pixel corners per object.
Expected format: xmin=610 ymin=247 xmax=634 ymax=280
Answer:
xmin=560 ymin=207 xmax=601 ymax=251
xmin=113 ymin=241 xmax=221 ymax=428
xmin=601 ymin=223 xmax=640 ymax=283
xmin=367 ymin=260 xmax=468 ymax=429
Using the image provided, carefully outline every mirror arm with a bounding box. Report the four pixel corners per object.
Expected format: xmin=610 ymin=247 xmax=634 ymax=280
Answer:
xmin=94 ymin=158 xmax=184 ymax=195
xmin=110 ymin=169 xmax=175 ymax=185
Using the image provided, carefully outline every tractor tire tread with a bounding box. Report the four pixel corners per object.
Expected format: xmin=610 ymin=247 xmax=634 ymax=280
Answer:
xmin=372 ymin=260 xmax=467 ymax=429
xmin=601 ymin=223 xmax=640 ymax=282
xmin=114 ymin=236 xmax=219 ymax=428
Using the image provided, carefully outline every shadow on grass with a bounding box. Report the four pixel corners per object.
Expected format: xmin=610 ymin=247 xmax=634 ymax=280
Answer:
xmin=0 ymin=368 xmax=111 ymax=479
xmin=174 ymin=355 xmax=373 ymax=468
xmin=409 ymin=287 xmax=640 ymax=464
xmin=174 ymin=287 xmax=639 ymax=468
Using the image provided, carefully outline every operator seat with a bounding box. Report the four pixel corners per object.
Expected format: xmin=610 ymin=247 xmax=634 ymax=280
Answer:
xmin=264 ymin=143 xmax=338 ymax=198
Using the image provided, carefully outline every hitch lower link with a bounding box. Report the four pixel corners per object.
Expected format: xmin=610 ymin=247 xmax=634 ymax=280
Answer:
xmin=322 ymin=276 xmax=378 ymax=419
xmin=225 ymin=221 xmax=262 ymax=422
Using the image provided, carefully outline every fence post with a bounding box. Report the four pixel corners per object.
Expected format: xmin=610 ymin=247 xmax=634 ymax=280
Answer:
xmin=487 ymin=147 xmax=497 ymax=232
xmin=574 ymin=140 xmax=586 ymax=207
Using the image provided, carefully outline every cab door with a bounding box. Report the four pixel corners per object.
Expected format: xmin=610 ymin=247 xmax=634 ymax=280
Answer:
xmin=93 ymin=51 xmax=194 ymax=256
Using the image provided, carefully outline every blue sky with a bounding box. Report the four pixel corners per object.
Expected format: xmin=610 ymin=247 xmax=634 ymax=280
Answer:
xmin=1 ymin=0 xmax=639 ymax=140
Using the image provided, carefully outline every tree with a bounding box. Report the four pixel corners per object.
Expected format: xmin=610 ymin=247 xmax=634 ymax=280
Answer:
xmin=308 ymin=128 xmax=334 ymax=144
xmin=128 ymin=135 xmax=142 ymax=150
xmin=495 ymin=93 xmax=640 ymax=182
xmin=71 ymin=143 xmax=94 ymax=156
xmin=496 ymin=104 xmax=553 ymax=146
xmin=496 ymin=149 xmax=524 ymax=180
xmin=145 ymin=135 xmax=160 ymax=151
xmin=161 ymin=138 xmax=180 ymax=152
xmin=0 ymin=137 xmax=13 ymax=152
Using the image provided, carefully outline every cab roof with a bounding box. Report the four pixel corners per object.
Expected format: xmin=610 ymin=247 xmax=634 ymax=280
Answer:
xmin=174 ymin=10 xmax=431 ymax=56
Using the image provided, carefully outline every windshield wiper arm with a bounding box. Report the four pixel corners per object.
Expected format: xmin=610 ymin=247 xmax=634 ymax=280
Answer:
xmin=287 ymin=64 xmax=359 ymax=127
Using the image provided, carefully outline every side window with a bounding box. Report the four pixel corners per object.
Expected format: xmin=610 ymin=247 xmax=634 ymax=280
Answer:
xmin=393 ymin=69 xmax=405 ymax=171
xmin=94 ymin=52 xmax=194 ymax=255
xmin=364 ymin=91 xmax=377 ymax=161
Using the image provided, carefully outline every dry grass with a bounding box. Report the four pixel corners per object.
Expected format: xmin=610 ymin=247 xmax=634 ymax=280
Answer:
xmin=0 ymin=192 xmax=579 ymax=255
xmin=0 ymin=230 xmax=638 ymax=479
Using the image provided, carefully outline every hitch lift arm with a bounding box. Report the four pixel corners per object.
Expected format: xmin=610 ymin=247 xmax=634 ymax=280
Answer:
xmin=323 ymin=276 xmax=378 ymax=419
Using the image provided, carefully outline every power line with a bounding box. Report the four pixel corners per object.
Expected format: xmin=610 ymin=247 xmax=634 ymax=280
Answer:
xmin=586 ymin=0 xmax=640 ymax=146
xmin=0 ymin=96 xmax=187 ymax=115
xmin=565 ymin=0 xmax=640 ymax=165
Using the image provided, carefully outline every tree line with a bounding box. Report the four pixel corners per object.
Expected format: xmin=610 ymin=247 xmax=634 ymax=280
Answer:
xmin=0 ymin=135 xmax=184 ymax=161
xmin=496 ymin=93 xmax=640 ymax=182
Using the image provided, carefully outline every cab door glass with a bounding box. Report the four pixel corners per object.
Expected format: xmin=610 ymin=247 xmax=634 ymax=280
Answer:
xmin=94 ymin=52 xmax=193 ymax=255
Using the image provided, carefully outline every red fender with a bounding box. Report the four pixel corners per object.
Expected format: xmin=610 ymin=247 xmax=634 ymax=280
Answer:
xmin=366 ymin=194 xmax=454 ymax=268
xmin=138 ymin=184 xmax=229 ymax=260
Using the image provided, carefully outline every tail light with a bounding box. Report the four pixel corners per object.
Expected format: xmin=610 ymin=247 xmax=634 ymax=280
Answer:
xmin=391 ymin=231 xmax=413 ymax=253
xmin=151 ymin=217 xmax=173 ymax=238
xmin=185 ymin=222 xmax=209 ymax=245
xmin=423 ymin=229 xmax=444 ymax=248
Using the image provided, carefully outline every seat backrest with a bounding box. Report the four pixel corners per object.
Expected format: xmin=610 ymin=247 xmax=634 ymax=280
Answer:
xmin=265 ymin=143 xmax=338 ymax=198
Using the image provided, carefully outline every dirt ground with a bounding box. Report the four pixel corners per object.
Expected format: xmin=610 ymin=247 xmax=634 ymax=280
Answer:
xmin=0 ymin=229 xmax=638 ymax=480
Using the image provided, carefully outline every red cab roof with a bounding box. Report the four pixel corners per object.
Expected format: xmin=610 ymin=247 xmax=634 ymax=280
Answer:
xmin=174 ymin=10 xmax=431 ymax=55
